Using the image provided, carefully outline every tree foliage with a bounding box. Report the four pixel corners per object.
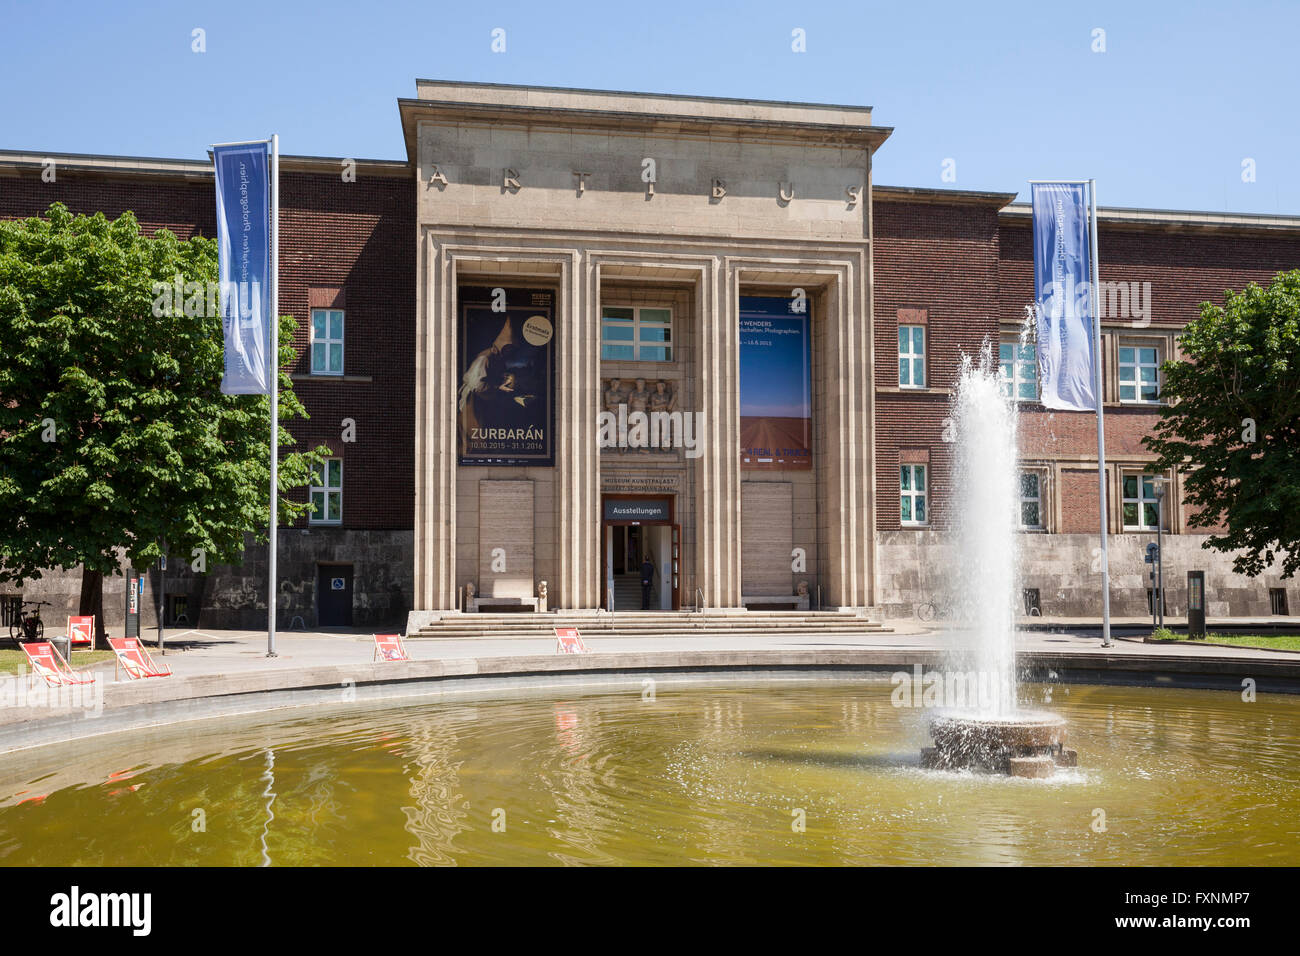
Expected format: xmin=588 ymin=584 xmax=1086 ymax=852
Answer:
xmin=1145 ymin=269 xmax=1300 ymax=577
xmin=0 ymin=203 xmax=329 ymax=589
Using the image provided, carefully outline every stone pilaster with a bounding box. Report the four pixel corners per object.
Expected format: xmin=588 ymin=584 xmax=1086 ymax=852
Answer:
xmin=413 ymin=233 xmax=458 ymax=611
xmin=555 ymin=251 xmax=601 ymax=608
xmin=822 ymin=262 xmax=874 ymax=609
xmin=694 ymin=259 xmax=743 ymax=607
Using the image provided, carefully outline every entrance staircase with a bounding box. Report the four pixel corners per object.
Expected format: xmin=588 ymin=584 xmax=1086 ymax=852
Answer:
xmin=411 ymin=609 xmax=892 ymax=640
xmin=611 ymin=573 xmax=643 ymax=611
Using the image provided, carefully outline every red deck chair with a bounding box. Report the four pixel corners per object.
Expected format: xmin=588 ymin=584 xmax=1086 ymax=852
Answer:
xmin=555 ymin=627 xmax=589 ymax=654
xmin=109 ymin=637 xmax=172 ymax=680
xmin=20 ymin=642 xmax=95 ymax=687
xmin=67 ymin=615 xmax=94 ymax=648
xmin=373 ymin=633 xmax=410 ymax=662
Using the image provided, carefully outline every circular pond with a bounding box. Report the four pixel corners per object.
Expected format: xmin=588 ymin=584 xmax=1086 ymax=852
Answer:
xmin=0 ymin=678 xmax=1296 ymax=865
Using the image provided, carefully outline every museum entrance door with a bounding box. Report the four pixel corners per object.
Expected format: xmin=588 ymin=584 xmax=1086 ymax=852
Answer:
xmin=601 ymin=495 xmax=679 ymax=611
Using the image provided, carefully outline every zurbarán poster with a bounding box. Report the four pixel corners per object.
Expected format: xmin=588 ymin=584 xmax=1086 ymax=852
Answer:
xmin=739 ymin=295 xmax=812 ymax=470
xmin=457 ymin=287 xmax=555 ymax=466
xmin=213 ymin=141 xmax=271 ymax=395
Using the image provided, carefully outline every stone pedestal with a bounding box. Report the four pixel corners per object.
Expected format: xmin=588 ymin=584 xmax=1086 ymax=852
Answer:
xmin=921 ymin=712 xmax=1076 ymax=777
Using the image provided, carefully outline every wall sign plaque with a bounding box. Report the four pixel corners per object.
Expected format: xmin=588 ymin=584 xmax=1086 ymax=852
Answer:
xmin=601 ymin=473 xmax=682 ymax=494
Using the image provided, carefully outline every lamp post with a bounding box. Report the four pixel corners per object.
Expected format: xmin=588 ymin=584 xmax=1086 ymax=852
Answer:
xmin=1153 ymin=481 xmax=1168 ymax=631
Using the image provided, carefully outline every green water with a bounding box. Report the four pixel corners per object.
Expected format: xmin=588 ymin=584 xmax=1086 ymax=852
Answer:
xmin=0 ymin=679 xmax=1296 ymax=866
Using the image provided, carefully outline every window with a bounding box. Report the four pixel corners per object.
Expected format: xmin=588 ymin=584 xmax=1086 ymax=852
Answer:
xmin=309 ymin=458 xmax=343 ymax=525
xmin=1000 ymin=341 xmax=1038 ymax=401
xmin=311 ymin=309 xmax=344 ymax=375
xmin=898 ymin=325 xmax=925 ymax=388
xmin=1270 ymin=589 xmax=1289 ymax=616
xmin=1019 ymin=471 xmax=1043 ymax=528
xmin=1119 ymin=345 xmax=1160 ymax=402
xmin=1122 ymin=473 xmax=1164 ymax=530
xmin=601 ymin=306 xmax=672 ymax=361
xmin=900 ymin=464 xmax=927 ymax=525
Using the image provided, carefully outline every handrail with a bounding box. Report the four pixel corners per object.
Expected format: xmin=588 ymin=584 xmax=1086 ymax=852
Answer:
xmin=607 ymin=585 xmax=615 ymax=613
xmin=695 ymin=587 xmax=704 ymax=613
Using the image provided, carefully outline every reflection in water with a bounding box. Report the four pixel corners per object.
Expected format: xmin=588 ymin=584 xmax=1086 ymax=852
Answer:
xmin=401 ymin=709 xmax=472 ymax=867
xmin=545 ymin=701 xmax=620 ymax=866
xmin=260 ymin=749 xmax=276 ymax=868
xmin=0 ymin=681 xmax=1296 ymax=866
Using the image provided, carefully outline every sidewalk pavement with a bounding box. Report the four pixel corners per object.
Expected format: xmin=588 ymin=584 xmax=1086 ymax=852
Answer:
xmin=75 ymin=621 xmax=1300 ymax=681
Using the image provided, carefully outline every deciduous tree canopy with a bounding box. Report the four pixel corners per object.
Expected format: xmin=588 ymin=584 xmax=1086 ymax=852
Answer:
xmin=0 ymin=203 xmax=329 ymax=607
xmin=1145 ymin=269 xmax=1300 ymax=577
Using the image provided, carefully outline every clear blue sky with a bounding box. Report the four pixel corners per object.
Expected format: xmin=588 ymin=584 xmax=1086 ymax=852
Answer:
xmin=2 ymin=0 xmax=1295 ymax=214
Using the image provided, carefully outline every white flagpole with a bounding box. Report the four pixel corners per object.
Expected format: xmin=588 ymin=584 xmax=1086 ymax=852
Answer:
xmin=268 ymin=133 xmax=280 ymax=658
xmin=1090 ymin=179 xmax=1112 ymax=647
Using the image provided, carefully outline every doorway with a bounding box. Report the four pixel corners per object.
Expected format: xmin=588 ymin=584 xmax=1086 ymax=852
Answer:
xmin=317 ymin=564 xmax=354 ymax=626
xmin=601 ymin=495 xmax=679 ymax=611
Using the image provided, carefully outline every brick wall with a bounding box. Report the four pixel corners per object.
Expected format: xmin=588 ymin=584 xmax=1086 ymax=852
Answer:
xmin=1002 ymin=218 xmax=1300 ymax=534
xmin=0 ymin=162 xmax=416 ymax=628
xmin=873 ymin=197 xmax=1002 ymax=532
xmin=0 ymin=164 xmax=416 ymax=532
xmin=276 ymin=170 xmax=416 ymax=531
xmin=872 ymin=203 xmax=1300 ymax=536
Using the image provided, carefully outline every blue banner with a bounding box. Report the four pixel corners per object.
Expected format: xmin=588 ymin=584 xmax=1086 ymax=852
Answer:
xmin=739 ymin=295 xmax=812 ymax=470
xmin=214 ymin=142 xmax=271 ymax=395
xmin=1031 ymin=182 xmax=1096 ymax=411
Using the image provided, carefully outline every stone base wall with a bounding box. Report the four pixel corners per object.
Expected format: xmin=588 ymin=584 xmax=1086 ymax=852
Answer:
xmin=875 ymin=530 xmax=1296 ymax=620
xmin=1 ymin=529 xmax=413 ymax=635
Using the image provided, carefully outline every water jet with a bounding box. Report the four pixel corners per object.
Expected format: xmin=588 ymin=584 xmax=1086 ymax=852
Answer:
xmin=921 ymin=341 xmax=1076 ymax=776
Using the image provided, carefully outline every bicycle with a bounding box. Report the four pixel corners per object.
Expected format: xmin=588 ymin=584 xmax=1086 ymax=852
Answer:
xmin=916 ymin=600 xmax=956 ymax=623
xmin=9 ymin=600 xmax=51 ymax=643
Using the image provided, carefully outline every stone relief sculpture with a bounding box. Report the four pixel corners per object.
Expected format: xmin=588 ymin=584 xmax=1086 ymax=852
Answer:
xmin=603 ymin=378 xmax=629 ymax=454
xmin=603 ymin=377 xmax=628 ymax=415
xmin=648 ymin=379 xmax=677 ymax=414
xmin=628 ymin=379 xmax=650 ymax=453
xmin=600 ymin=378 xmax=679 ymax=455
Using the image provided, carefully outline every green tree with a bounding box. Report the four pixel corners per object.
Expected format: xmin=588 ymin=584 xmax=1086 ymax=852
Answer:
xmin=0 ymin=203 xmax=329 ymax=642
xmin=1145 ymin=269 xmax=1300 ymax=578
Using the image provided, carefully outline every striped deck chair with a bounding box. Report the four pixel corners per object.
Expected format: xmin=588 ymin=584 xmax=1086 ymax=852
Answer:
xmin=20 ymin=642 xmax=95 ymax=687
xmin=109 ymin=637 xmax=172 ymax=680
xmin=555 ymin=627 xmax=589 ymax=654
xmin=67 ymin=615 xmax=94 ymax=648
xmin=373 ymin=633 xmax=410 ymax=662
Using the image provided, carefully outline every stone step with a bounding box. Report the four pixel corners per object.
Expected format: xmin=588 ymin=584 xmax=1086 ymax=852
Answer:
xmin=413 ymin=616 xmax=893 ymax=639
xmin=415 ymin=619 xmax=887 ymax=629
xmin=414 ymin=630 xmax=888 ymax=640
xmin=423 ymin=612 xmax=877 ymax=623
xmin=415 ymin=623 xmax=886 ymax=634
xmin=417 ymin=623 xmax=886 ymax=630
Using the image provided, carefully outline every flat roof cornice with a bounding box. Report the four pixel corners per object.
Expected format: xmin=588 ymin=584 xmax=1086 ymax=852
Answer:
xmin=399 ymin=87 xmax=890 ymax=165
xmin=874 ymin=185 xmax=1019 ymax=207
xmin=1000 ymin=201 xmax=1300 ymax=236
xmin=414 ymin=77 xmax=875 ymax=122
xmin=0 ymin=149 xmax=410 ymax=181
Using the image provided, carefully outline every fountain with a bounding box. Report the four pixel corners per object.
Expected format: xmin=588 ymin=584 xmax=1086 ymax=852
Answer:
xmin=919 ymin=341 xmax=1077 ymax=777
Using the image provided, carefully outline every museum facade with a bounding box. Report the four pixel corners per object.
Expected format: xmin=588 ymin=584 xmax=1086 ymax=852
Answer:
xmin=2 ymin=80 xmax=1299 ymax=629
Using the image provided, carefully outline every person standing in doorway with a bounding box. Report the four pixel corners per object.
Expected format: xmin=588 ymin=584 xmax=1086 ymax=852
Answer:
xmin=640 ymin=554 xmax=657 ymax=610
